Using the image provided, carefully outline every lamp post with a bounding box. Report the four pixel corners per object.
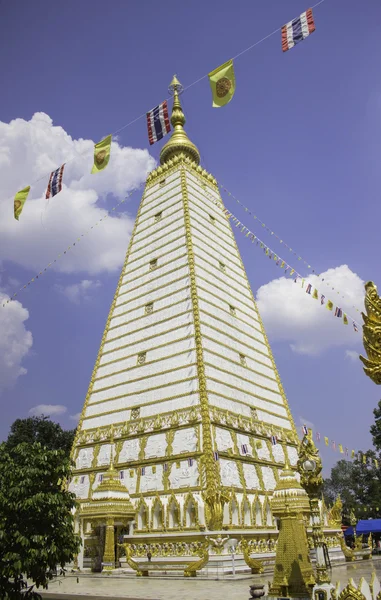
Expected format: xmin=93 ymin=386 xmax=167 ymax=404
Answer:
xmin=297 ymin=430 xmax=332 ymax=590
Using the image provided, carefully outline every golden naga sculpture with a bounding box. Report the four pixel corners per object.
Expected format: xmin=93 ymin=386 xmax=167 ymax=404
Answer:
xmin=296 ymin=428 xmax=323 ymax=494
xmin=203 ymin=489 xmax=230 ymax=530
xmin=360 ymin=281 xmax=381 ymax=385
xmin=118 ymin=543 xmax=143 ymax=576
xmin=184 ymin=541 xmax=209 ymax=577
xmin=240 ymin=538 xmax=264 ymax=574
xmin=328 ymin=496 xmax=343 ymax=528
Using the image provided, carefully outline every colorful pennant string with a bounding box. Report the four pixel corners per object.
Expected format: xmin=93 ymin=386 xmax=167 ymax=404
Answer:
xmin=8 ymin=0 xmax=328 ymax=216
xmin=218 ymin=182 xmax=362 ymax=316
xmin=192 ymin=167 xmax=361 ymax=331
xmin=1 ymin=183 xmax=145 ymax=308
xmin=298 ymin=426 xmax=380 ymax=469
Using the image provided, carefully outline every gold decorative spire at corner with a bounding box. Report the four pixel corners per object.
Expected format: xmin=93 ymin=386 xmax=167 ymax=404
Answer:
xmin=160 ymin=75 xmax=200 ymax=166
xmin=360 ymin=281 xmax=381 ymax=384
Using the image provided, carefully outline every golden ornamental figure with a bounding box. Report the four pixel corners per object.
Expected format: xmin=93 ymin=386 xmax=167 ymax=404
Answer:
xmin=360 ymin=281 xmax=381 ymax=384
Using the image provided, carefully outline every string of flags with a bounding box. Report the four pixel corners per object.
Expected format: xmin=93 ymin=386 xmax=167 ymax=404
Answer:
xmin=2 ymin=181 xmax=146 ymax=308
xmin=218 ymin=183 xmax=362 ymax=316
xmin=11 ymin=1 xmax=327 ymax=219
xmin=298 ymin=425 xmax=380 ymax=469
xmin=193 ymin=168 xmax=361 ymax=332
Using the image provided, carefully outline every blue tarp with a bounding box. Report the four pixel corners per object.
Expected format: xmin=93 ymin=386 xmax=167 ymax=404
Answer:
xmin=344 ymin=527 xmax=354 ymax=536
xmin=356 ymin=519 xmax=381 ymax=535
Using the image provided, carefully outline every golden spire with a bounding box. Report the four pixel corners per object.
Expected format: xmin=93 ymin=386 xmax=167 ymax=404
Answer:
xmin=160 ymin=75 xmax=200 ymax=166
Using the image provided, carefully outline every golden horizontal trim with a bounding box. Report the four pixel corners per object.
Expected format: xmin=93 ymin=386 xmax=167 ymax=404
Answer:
xmin=83 ymin=391 xmax=199 ymax=419
xmin=125 ymin=231 xmax=185 ymax=271
xmin=196 ymin=273 xmax=255 ymax=316
xmin=85 ymin=386 xmax=199 ymax=410
xmin=130 ymin=217 xmax=184 ymax=258
xmin=93 ymin=347 xmax=195 ymax=384
xmin=102 ymin=321 xmax=193 ymax=358
xmin=138 ymin=192 xmax=184 ymax=226
xmin=206 ymin=375 xmax=284 ymax=411
xmin=200 ymin=321 xmax=270 ymax=363
xmin=113 ymin=273 xmax=188 ymax=314
xmin=110 ymin=285 xmax=189 ymax=324
xmin=100 ymin=335 xmax=190 ymax=372
xmin=90 ymin=362 xmax=198 ymax=397
xmin=192 ymin=227 xmax=242 ymax=272
xmin=194 ymin=251 xmax=249 ymax=295
xmin=119 ymin=251 xmax=188 ymax=295
xmin=198 ymin=290 xmax=261 ymax=332
xmin=142 ymin=179 xmax=181 ymax=206
xmin=118 ymin=238 xmax=187 ymax=281
xmin=209 ymin=391 xmax=290 ymax=422
xmin=203 ymin=347 xmax=278 ymax=386
xmin=190 ymin=208 xmax=236 ymax=254
xmin=117 ymin=262 xmax=189 ymax=300
xmin=108 ymin=297 xmax=188 ymax=333
xmin=133 ymin=204 xmax=184 ymax=242
xmin=205 ymin=361 xmax=281 ymax=401
xmin=200 ymin=307 xmax=266 ymax=348
xmin=103 ymin=309 xmax=192 ymax=350
xmin=135 ymin=196 xmax=183 ymax=236
xmin=201 ymin=332 xmax=273 ymax=373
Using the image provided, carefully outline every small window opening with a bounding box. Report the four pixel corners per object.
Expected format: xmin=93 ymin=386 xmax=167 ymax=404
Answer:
xmin=154 ymin=211 xmax=162 ymax=223
xmin=137 ymin=351 xmax=147 ymax=365
xmin=149 ymin=258 xmax=158 ymax=271
xmin=229 ymin=305 xmax=236 ymax=316
xmin=145 ymin=302 xmax=154 ymax=315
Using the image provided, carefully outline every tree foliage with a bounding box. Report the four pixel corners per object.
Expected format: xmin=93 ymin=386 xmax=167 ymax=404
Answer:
xmin=5 ymin=416 xmax=75 ymax=457
xmin=0 ymin=442 xmax=80 ymax=599
xmin=370 ymin=400 xmax=381 ymax=452
xmin=323 ymin=454 xmax=381 ymax=524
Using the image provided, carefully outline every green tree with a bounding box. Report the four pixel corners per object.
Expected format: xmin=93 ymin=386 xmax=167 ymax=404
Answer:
xmin=323 ymin=454 xmax=381 ymax=523
xmin=0 ymin=442 xmax=80 ymax=599
xmin=370 ymin=400 xmax=381 ymax=452
xmin=5 ymin=416 xmax=75 ymax=457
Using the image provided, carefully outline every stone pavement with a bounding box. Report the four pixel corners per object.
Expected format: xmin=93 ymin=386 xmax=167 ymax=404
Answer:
xmin=40 ymin=559 xmax=381 ymax=600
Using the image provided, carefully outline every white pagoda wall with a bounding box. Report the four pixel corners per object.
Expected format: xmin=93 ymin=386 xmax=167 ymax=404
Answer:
xmin=185 ymin=170 xmax=292 ymax=432
xmin=82 ymin=171 xmax=200 ymax=431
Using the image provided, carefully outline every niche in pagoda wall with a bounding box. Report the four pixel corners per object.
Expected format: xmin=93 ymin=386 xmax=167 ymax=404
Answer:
xmin=119 ymin=438 xmax=140 ymax=463
xmin=172 ymin=427 xmax=198 ymax=455
xmin=144 ymin=433 xmax=166 ymax=459
xmin=169 ymin=459 xmax=199 ymax=489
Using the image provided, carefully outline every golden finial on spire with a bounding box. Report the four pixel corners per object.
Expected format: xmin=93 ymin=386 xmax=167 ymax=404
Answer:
xmin=160 ymin=75 xmax=200 ymax=166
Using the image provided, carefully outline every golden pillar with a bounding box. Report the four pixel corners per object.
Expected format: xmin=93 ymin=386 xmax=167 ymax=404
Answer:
xmin=297 ymin=429 xmax=330 ymax=584
xmin=360 ymin=281 xmax=381 ymax=384
xmin=268 ymin=460 xmax=315 ymax=599
xmin=102 ymin=517 xmax=115 ymax=571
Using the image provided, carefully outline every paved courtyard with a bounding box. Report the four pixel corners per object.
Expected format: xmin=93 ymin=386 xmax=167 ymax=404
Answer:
xmin=40 ymin=558 xmax=381 ymax=600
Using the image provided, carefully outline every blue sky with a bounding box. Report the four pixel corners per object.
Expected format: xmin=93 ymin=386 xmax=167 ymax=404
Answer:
xmin=0 ymin=0 xmax=380 ymax=474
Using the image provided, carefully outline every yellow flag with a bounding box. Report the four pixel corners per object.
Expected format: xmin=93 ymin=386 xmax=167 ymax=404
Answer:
xmin=313 ymin=288 xmax=318 ymax=299
xmin=351 ymin=450 xmax=355 ymax=458
xmin=363 ymin=453 xmax=367 ymax=464
xmin=343 ymin=313 xmax=348 ymax=325
xmin=208 ymin=59 xmax=236 ymax=108
xmin=14 ymin=186 xmax=30 ymax=220
xmin=326 ymin=300 xmax=334 ymax=311
xmin=339 ymin=444 xmax=344 ymax=454
xmin=324 ymin=437 xmax=329 ymax=446
xmin=91 ymin=135 xmax=112 ymax=174
xmin=375 ymin=459 xmax=379 ymax=469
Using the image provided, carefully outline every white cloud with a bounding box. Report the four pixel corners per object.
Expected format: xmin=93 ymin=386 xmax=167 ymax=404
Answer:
xmin=256 ymin=265 xmax=364 ymax=356
xmin=29 ymin=404 xmax=67 ymax=417
xmin=0 ymin=292 xmax=33 ymax=391
xmin=346 ymin=350 xmax=359 ymax=362
xmin=69 ymin=413 xmax=81 ymax=422
xmin=55 ymin=279 xmax=102 ymax=304
xmin=0 ymin=112 xmax=156 ymax=275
